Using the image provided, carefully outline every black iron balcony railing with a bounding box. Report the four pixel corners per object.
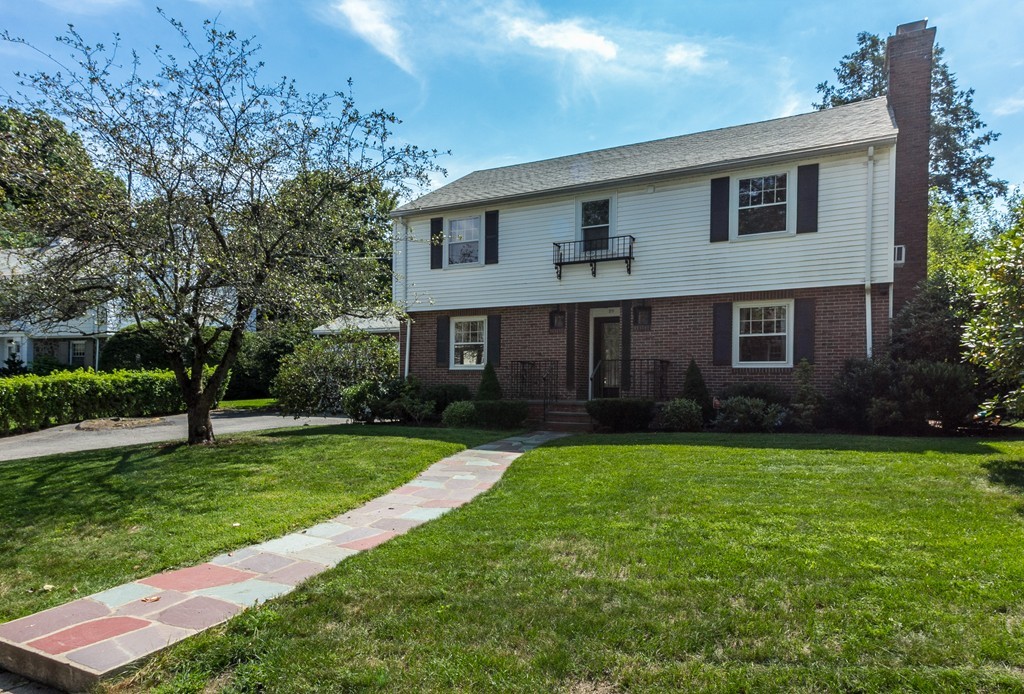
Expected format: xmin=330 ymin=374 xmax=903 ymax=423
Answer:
xmin=553 ymin=235 xmax=635 ymax=279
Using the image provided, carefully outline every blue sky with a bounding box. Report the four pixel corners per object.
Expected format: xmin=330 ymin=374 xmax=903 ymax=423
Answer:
xmin=1 ymin=0 xmax=1022 ymax=200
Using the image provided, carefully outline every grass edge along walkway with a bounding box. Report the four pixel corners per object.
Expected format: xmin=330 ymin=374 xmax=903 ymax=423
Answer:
xmin=0 ymin=431 xmax=565 ymax=692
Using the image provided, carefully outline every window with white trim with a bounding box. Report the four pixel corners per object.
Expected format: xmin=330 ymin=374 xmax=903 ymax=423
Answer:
xmin=70 ymin=340 xmax=87 ymax=367
xmin=451 ymin=316 xmax=486 ymax=368
xmin=447 ymin=216 xmax=481 ymax=265
xmin=580 ymin=198 xmax=611 ymax=251
xmin=734 ymin=301 xmax=793 ymax=367
xmin=737 ymin=173 xmax=788 ymax=235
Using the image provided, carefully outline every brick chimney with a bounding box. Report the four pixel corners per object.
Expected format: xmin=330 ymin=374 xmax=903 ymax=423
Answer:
xmin=887 ymin=19 xmax=935 ymax=311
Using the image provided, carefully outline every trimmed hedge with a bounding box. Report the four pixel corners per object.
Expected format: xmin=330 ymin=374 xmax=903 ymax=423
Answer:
xmin=585 ymin=398 xmax=655 ymax=432
xmin=0 ymin=368 xmax=217 ymax=434
xmin=474 ymin=400 xmax=528 ymax=428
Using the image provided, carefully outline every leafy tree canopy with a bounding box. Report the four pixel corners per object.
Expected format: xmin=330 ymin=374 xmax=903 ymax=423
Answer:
xmin=815 ymin=31 xmax=1005 ymax=203
xmin=0 ymin=13 xmax=444 ymax=443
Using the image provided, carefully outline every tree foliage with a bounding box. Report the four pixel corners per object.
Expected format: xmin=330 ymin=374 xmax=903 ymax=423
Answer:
xmin=815 ymin=31 xmax=1005 ymax=202
xmin=0 ymin=107 xmax=125 ymax=248
xmin=0 ymin=15 xmax=442 ymax=443
xmin=963 ymin=227 xmax=1024 ymax=418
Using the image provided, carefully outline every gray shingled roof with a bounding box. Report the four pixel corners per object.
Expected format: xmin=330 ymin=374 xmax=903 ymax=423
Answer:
xmin=394 ymin=97 xmax=896 ymax=216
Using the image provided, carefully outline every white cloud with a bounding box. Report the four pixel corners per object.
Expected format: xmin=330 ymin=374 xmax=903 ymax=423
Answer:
xmin=994 ymin=91 xmax=1024 ymax=117
xmin=504 ymin=17 xmax=617 ymax=61
xmin=664 ymin=43 xmax=707 ymax=72
xmin=332 ymin=0 xmax=414 ymax=75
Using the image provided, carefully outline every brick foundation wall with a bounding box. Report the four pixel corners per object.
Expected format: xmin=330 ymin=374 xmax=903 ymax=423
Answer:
xmin=401 ymin=283 xmax=892 ymax=400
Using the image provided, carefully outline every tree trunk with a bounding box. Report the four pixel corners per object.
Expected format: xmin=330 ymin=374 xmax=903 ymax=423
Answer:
xmin=187 ymin=401 xmax=215 ymax=445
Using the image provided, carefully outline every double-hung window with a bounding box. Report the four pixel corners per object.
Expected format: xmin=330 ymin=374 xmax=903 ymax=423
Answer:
xmin=70 ymin=340 xmax=87 ymax=367
xmin=581 ymin=199 xmax=610 ymax=252
xmin=451 ymin=317 xmax=486 ymax=368
xmin=734 ymin=301 xmax=793 ymax=367
xmin=447 ymin=216 xmax=481 ymax=266
xmin=737 ymin=173 xmax=788 ymax=235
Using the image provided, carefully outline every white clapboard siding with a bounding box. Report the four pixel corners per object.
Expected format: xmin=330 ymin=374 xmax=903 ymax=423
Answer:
xmin=394 ymin=148 xmax=894 ymax=312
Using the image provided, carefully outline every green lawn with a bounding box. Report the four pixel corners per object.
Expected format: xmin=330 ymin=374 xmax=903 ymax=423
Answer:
xmin=0 ymin=425 xmax=505 ymax=623
xmin=215 ymin=397 xmax=277 ymax=411
xmin=119 ymin=432 xmax=1024 ymax=692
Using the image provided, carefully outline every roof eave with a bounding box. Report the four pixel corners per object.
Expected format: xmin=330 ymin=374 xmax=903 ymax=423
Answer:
xmin=391 ymin=134 xmax=897 ymax=219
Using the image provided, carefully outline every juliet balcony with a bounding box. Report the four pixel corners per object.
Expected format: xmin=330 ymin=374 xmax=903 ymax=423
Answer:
xmin=552 ymin=235 xmax=635 ymax=280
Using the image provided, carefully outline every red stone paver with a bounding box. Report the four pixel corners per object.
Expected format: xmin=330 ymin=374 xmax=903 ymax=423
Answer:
xmin=140 ymin=564 xmax=254 ymax=592
xmin=0 ymin=432 xmax=565 ymax=692
xmin=27 ymin=617 xmax=149 ymax=655
xmin=155 ymin=596 xmax=241 ymax=631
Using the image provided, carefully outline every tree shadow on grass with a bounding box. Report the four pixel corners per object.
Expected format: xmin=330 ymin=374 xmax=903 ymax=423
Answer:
xmin=983 ymin=459 xmax=1024 ymax=493
xmin=263 ymin=423 xmax=509 ymax=446
xmin=543 ymin=431 xmax=1004 ymax=456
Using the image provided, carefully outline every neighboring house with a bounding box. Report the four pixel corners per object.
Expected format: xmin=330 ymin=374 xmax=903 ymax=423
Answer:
xmin=0 ymin=250 xmax=127 ymax=370
xmin=391 ymin=21 xmax=934 ymax=403
xmin=312 ymin=316 xmax=401 ymax=339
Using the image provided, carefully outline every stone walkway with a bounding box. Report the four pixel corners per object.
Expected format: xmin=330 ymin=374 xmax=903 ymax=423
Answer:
xmin=0 ymin=432 xmax=564 ymax=692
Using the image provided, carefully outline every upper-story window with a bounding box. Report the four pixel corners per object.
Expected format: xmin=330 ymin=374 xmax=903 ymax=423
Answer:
xmin=447 ymin=216 xmax=481 ymax=265
xmin=580 ymin=199 xmax=611 ymax=251
xmin=738 ymin=173 xmax=788 ymax=235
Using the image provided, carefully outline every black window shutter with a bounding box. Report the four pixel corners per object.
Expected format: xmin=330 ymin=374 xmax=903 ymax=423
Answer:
xmin=620 ymin=301 xmax=632 ymax=390
xmin=430 ymin=217 xmax=444 ymax=269
xmin=712 ymin=302 xmax=732 ymax=366
xmin=565 ymin=308 xmax=576 ymax=390
xmin=484 ymin=211 xmax=499 ymax=265
xmin=436 ymin=315 xmax=449 ymax=366
xmin=710 ymin=177 xmax=730 ymax=242
xmin=793 ymin=298 xmax=816 ymax=363
xmin=487 ymin=315 xmax=501 ymax=366
xmin=796 ymin=164 xmax=819 ymax=234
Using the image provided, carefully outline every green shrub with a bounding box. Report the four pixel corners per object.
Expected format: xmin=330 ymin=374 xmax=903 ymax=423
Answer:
xmin=272 ymin=331 xmax=398 ymax=416
xmin=1 ymin=356 xmax=29 ymax=376
xmin=714 ymin=396 xmax=786 ymax=433
xmin=681 ymin=358 xmax=714 ymax=422
xmin=788 ymin=359 xmax=823 ymax=432
xmin=422 ymin=384 xmax=474 ymax=417
xmin=657 ymin=398 xmax=703 ymax=432
xmin=720 ymin=381 xmax=790 ymax=406
xmin=825 ymin=358 xmax=978 ymax=435
xmin=0 ymin=368 xmax=217 ymax=434
xmin=98 ymin=323 xmax=169 ymax=370
xmin=226 ymin=331 xmax=299 ymax=399
xmin=585 ymin=398 xmax=655 ymax=432
xmin=29 ymin=354 xmax=66 ymax=376
xmin=441 ymin=400 xmax=477 ymax=428
xmin=477 ymin=362 xmax=502 ymax=401
xmin=474 ymin=400 xmax=529 ymax=428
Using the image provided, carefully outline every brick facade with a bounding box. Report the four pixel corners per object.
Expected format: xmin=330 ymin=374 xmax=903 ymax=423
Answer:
xmin=401 ymin=283 xmax=892 ymax=401
xmin=888 ymin=21 xmax=935 ymax=311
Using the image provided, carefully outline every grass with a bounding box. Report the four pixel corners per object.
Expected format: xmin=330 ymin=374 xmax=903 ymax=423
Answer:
xmin=119 ymin=432 xmax=1024 ymax=692
xmin=0 ymin=425 xmax=506 ymax=623
xmin=215 ymin=398 xmax=277 ymax=411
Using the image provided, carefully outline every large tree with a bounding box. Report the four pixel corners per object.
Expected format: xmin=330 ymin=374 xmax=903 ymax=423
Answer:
xmin=0 ymin=15 xmax=442 ymax=443
xmin=815 ymin=31 xmax=1005 ymax=203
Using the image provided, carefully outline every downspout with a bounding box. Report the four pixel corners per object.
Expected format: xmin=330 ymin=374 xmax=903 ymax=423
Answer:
xmin=400 ymin=217 xmax=412 ymax=379
xmin=864 ymin=146 xmax=875 ymax=358
xmin=94 ymin=337 xmax=100 ymax=370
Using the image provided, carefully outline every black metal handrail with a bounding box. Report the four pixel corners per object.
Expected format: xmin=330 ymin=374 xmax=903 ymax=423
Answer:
xmin=553 ymin=235 xmax=635 ymax=279
xmin=508 ymin=359 xmax=560 ymax=406
xmin=622 ymin=359 xmax=670 ymax=400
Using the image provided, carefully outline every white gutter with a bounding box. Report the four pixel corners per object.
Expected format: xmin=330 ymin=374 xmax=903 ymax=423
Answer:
xmin=94 ymin=337 xmax=101 ymax=370
xmin=864 ymin=146 xmax=875 ymax=358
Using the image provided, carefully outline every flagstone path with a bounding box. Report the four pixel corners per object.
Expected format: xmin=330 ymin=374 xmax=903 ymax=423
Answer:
xmin=0 ymin=431 xmax=565 ymax=692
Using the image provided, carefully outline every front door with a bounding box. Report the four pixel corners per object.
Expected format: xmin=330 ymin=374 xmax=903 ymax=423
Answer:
xmin=593 ymin=317 xmax=621 ymax=398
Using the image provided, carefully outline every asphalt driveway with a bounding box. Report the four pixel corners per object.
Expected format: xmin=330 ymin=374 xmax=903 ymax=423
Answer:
xmin=0 ymin=411 xmax=351 ymax=462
